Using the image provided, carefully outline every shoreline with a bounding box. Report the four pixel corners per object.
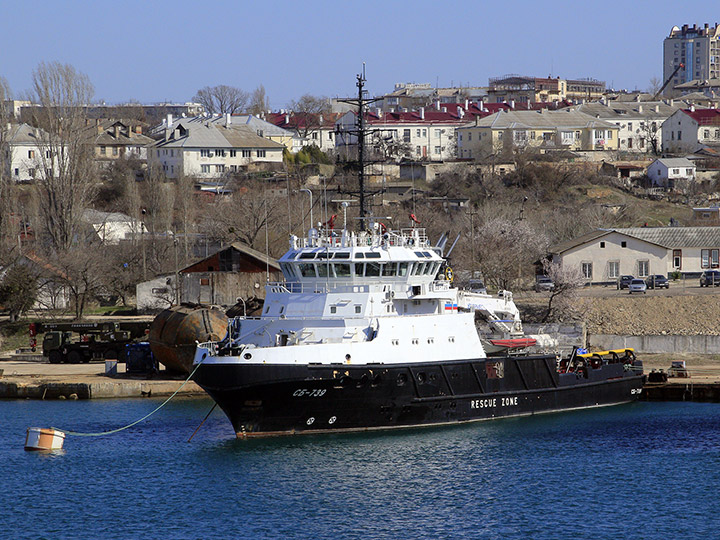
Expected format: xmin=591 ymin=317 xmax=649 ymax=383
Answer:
xmin=0 ymin=353 xmax=205 ymax=400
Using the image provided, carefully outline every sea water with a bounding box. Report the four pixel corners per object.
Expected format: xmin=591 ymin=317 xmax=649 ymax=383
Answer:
xmin=3 ymin=398 xmax=720 ymax=540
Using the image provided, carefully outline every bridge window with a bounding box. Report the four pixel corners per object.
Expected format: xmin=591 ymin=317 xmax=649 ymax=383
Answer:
xmin=398 ymin=262 xmax=409 ymax=276
xmin=354 ymin=263 xmax=364 ymax=276
xmin=298 ymin=263 xmax=316 ymax=277
xmin=333 ymin=263 xmax=351 ymax=277
xmin=317 ymin=263 xmax=330 ymax=277
xmin=383 ymin=262 xmax=397 ymax=276
xmin=365 ymin=262 xmax=381 ymax=277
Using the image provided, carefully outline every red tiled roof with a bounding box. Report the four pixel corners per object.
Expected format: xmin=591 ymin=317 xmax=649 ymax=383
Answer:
xmin=266 ymin=112 xmax=342 ymax=129
xmin=684 ymin=108 xmax=720 ymax=125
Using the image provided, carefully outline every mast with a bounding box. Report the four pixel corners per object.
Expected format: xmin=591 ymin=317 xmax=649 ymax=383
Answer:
xmin=337 ymin=64 xmax=381 ymax=226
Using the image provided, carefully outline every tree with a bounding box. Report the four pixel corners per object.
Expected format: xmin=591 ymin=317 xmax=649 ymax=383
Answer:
xmin=248 ymin=85 xmax=270 ymax=116
xmin=0 ymin=264 xmax=38 ymax=322
xmin=540 ymin=259 xmax=587 ymax=323
xmin=28 ymin=62 xmax=97 ymax=252
xmin=647 ymin=76 xmax=662 ymax=96
xmin=287 ymin=94 xmax=331 ymax=138
xmin=193 ymin=85 xmax=249 ymax=115
xmin=0 ymin=77 xmax=16 ymax=254
xmin=475 ymin=217 xmax=548 ymax=291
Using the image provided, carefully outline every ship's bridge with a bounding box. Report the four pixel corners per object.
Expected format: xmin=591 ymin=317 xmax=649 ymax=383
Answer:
xmin=277 ymin=227 xmax=444 ymax=288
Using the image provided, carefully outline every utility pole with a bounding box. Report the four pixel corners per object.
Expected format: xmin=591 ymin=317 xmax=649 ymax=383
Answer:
xmin=466 ymin=209 xmax=477 ymax=276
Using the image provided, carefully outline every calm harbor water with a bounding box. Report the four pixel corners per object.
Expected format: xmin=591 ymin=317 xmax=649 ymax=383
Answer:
xmin=3 ymin=398 xmax=720 ymax=539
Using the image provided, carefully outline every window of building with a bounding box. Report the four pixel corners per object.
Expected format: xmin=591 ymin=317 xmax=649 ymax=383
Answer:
xmin=403 ymin=129 xmax=411 ymax=143
xmin=242 ymin=150 xmax=251 ymax=158
xmin=216 ymin=165 xmax=225 ymax=173
xmin=416 ymin=146 xmax=421 ymax=155
xmin=468 ymin=133 xmax=472 ymax=141
xmin=434 ymin=146 xmax=441 ymax=154
xmin=201 ymin=149 xmax=210 ymax=157
xmin=230 ymin=150 xmax=236 ymax=157
xmin=678 ymin=131 xmax=682 ymax=140
xmin=416 ymin=129 xmax=421 ymax=137
xmin=256 ymin=150 xmax=266 ymax=158
xmin=582 ymin=262 xmax=593 ymax=279
xmin=608 ymin=261 xmax=619 ymax=279
xmin=112 ymin=147 xmax=119 ymax=156
xmin=673 ymin=168 xmax=680 ymax=174
xmin=422 ymin=129 xmax=427 ymax=137
xmin=638 ymin=260 xmax=649 ymax=277
xmin=600 ymin=241 xmax=605 ymax=248
xmin=28 ymin=168 xmax=35 ymax=178
xmin=628 ymin=122 xmax=633 ymax=131
xmin=686 ymin=168 xmax=693 ymax=175
xmin=434 ymin=129 xmax=441 ymax=137
xmin=100 ymin=146 xmax=106 ymax=155
xmin=714 ymin=249 xmax=719 ymax=268
xmin=673 ymin=249 xmax=682 ymax=269
xmin=705 ymin=129 xmax=711 ymax=138
xmin=621 ymin=241 xmax=627 ymax=248
xmin=215 ymin=149 xmax=226 ymax=157
xmin=201 ymin=165 xmax=210 ymax=173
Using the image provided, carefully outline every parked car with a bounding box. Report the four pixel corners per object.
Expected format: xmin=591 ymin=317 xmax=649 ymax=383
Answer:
xmin=628 ymin=279 xmax=647 ymax=294
xmin=468 ymin=279 xmax=487 ymax=295
xmin=645 ymin=274 xmax=669 ymax=289
xmin=617 ymin=275 xmax=634 ymax=290
xmin=535 ymin=275 xmax=555 ymax=292
xmin=700 ymin=270 xmax=720 ymax=287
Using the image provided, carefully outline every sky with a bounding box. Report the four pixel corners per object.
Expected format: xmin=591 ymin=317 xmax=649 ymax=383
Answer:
xmin=1 ymin=0 xmax=719 ymax=109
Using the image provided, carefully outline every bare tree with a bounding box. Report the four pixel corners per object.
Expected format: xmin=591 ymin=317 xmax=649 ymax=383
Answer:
xmin=541 ymin=259 xmax=587 ymax=323
xmin=28 ymin=62 xmax=97 ymax=252
xmin=249 ymin=85 xmax=270 ymax=116
xmin=647 ymin=76 xmax=662 ymax=96
xmin=287 ymin=94 xmax=331 ymax=138
xmin=193 ymin=85 xmax=249 ymax=115
xmin=475 ymin=217 xmax=548 ymax=291
xmin=0 ymin=77 xmax=16 ymax=256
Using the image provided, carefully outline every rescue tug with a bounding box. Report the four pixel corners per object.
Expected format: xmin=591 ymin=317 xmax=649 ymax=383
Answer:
xmin=191 ymin=220 xmax=645 ymax=437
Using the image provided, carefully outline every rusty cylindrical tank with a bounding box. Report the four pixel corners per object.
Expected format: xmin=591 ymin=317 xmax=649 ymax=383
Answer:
xmin=148 ymin=304 xmax=227 ymax=374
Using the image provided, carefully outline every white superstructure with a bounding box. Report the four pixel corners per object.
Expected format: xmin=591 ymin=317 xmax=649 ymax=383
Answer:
xmin=195 ymin=222 xmax=539 ymax=368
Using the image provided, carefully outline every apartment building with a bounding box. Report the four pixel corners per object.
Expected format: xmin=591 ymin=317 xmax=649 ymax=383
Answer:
xmin=335 ymin=108 xmax=467 ymax=161
xmin=663 ymin=23 xmax=720 ymax=90
xmin=486 ymin=75 xmax=605 ymax=104
xmin=456 ymin=109 xmax=619 ymax=160
xmin=148 ymin=116 xmax=284 ymax=179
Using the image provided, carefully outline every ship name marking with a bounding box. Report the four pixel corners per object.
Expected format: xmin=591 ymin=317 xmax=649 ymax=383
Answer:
xmin=470 ymin=396 xmax=517 ymax=409
xmin=293 ymin=389 xmax=327 ymax=398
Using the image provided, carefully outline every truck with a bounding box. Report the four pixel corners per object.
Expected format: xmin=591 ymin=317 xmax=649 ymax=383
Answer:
xmin=29 ymin=321 xmax=152 ymax=364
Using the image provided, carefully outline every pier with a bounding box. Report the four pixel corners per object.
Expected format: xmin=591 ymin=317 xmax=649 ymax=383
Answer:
xmin=0 ymin=352 xmax=204 ymax=400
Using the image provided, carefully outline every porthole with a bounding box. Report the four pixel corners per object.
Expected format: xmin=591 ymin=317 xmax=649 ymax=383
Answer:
xmin=244 ymin=353 xmax=252 ymax=360
xmin=396 ymin=373 xmax=407 ymax=386
xmin=417 ymin=372 xmax=426 ymax=383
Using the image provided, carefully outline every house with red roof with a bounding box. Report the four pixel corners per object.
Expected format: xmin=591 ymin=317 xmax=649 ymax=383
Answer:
xmin=335 ymin=106 xmax=470 ymax=161
xmin=264 ymin=112 xmax=343 ymax=153
xmin=662 ymin=107 xmax=720 ymax=153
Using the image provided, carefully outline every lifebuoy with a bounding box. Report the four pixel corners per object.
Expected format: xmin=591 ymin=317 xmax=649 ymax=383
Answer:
xmin=445 ymin=267 xmax=454 ymax=282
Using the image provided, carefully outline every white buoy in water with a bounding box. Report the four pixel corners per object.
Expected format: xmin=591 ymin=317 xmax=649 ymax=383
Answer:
xmin=25 ymin=427 xmax=65 ymax=451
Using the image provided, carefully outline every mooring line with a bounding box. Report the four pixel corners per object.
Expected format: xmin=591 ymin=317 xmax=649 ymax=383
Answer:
xmin=187 ymin=403 xmax=218 ymax=443
xmin=53 ymin=359 xmax=204 ymax=437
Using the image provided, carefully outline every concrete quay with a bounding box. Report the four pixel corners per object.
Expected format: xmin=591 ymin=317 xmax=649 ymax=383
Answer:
xmin=0 ymin=353 xmax=205 ymax=400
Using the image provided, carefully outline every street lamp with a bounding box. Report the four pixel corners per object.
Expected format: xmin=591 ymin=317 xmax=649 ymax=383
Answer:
xmin=300 ymin=188 xmax=313 ymax=228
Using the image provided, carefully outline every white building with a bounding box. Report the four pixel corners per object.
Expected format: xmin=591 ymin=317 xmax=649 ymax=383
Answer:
xmin=3 ymin=123 xmax=63 ymax=182
xmin=335 ymin=108 xmax=465 ymax=161
xmin=662 ymin=107 xmax=720 ymax=153
xmin=549 ymin=227 xmax=720 ymax=282
xmin=573 ymin=100 xmax=680 ymax=154
xmin=646 ymin=158 xmax=696 ymax=188
xmin=148 ymin=116 xmax=284 ymax=179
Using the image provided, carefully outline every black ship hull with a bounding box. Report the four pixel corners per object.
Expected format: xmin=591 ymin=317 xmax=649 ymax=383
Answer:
xmin=194 ymin=354 xmax=645 ymax=437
